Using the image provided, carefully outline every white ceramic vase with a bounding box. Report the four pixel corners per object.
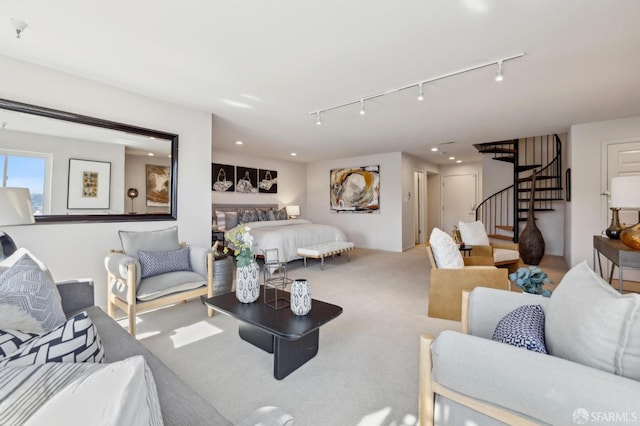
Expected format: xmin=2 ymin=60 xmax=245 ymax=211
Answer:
xmin=236 ymin=260 xmax=260 ymax=303
xmin=290 ymin=279 xmax=311 ymax=316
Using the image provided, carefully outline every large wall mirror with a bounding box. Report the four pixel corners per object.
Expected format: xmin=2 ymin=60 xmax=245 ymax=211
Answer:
xmin=0 ymin=98 xmax=178 ymax=223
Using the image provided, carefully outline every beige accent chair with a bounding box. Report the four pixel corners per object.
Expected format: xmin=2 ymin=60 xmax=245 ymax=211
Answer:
xmin=105 ymin=227 xmax=214 ymax=336
xmin=426 ymin=245 xmax=509 ymax=321
xmin=458 ymin=221 xmax=521 ymax=273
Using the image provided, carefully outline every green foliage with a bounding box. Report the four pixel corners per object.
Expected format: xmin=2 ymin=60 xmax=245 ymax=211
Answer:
xmin=509 ymin=266 xmax=552 ymax=297
xmin=223 ymin=225 xmax=254 ymax=267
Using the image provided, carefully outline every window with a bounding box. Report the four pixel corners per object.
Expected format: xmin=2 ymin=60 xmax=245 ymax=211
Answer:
xmin=0 ymin=151 xmax=49 ymax=215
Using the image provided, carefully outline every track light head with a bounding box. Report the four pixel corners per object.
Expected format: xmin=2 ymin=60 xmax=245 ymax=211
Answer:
xmin=417 ymin=83 xmax=424 ymax=101
xmin=316 ymin=112 xmax=322 ymax=126
xmin=10 ymin=19 xmax=27 ymax=39
xmin=359 ymin=99 xmax=366 ymax=115
xmin=495 ymin=61 xmax=504 ymax=82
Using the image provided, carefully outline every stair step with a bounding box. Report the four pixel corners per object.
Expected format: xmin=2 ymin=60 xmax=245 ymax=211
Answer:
xmin=496 ymin=225 xmax=514 ymax=232
xmin=518 ymin=186 xmax=563 ymax=192
xmin=488 ymin=234 xmax=513 ymax=241
xmin=476 ymin=147 xmax=516 ymax=155
xmin=518 ymin=208 xmax=555 ymax=212
xmin=494 ymin=156 xmax=515 ymax=164
xmin=517 ymin=197 xmax=564 ymax=202
xmin=516 ymin=164 xmax=541 ymax=172
xmin=517 ymin=175 xmax=559 ymax=183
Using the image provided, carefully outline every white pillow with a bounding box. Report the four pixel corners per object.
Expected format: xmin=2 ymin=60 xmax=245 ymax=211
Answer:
xmin=458 ymin=221 xmax=490 ymax=246
xmin=2 ymin=356 xmax=164 ymax=426
xmin=545 ymin=261 xmax=640 ymax=380
xmin=429 ymin=227 xmax=464 ymax=269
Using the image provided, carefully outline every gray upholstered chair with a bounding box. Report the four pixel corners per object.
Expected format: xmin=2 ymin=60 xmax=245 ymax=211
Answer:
xmin=105 ymin=226 xmax=213 ymax=336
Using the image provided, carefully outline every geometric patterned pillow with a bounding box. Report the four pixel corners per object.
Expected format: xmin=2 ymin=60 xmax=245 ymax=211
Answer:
xmin=0 ymin=255 xmax=67 ymax=333
xmin=138 ymin=246 xmax=191 ymax=278
xmin=256 ymin=209 xmax=271 ymax=221
xmin=238 ymin=208 xmax=258 ymax=224
xmin=0 ymin=312 xmax=105 ymax=366
xmin=492 ymin=304 xmax=548 ymax=354
xmin=0 ymin=329 xmax=39 ymax=359
xmin=274 ymin=208 xmax=288 ymax=221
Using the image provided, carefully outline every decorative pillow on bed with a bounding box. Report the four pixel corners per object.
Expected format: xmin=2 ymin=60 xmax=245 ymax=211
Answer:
xmin=0 ymin=255 xmax=67 ymax=334
xmin=238 ymin=208 xmax=258 ymax=224
xmin=274 ymin=208 xmax=288 ymax=221
xmin=0 ymin=311 xmax=105 ymax=366
xmin=225 ymin=211 xmax=239 ymax=229
xmin=492 ymin=304 xmax=547 ymax=353
xmin=138 ymin=247 xmax=191 ymax=278
xmin=215 ymin=211 xmax=226 ymax=230
xmin=257 ymin=208 xmax=272 ymax=221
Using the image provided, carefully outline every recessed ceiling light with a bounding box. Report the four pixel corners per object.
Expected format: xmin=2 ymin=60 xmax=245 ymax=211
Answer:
xmin=149 ymin=136 xmax=156 ymax=140
xmin=449 ymin=156 xmax=455 ymax=160
xmin=236 ymin=140 xmax=243 ymax=145
xmin=456 ymin=160 xmax=462 ymax=163
xmin=148 ymin=153 xmax=154 ymax=156
xmin=291 ymin=152 xmax=297 ymax=156
xmin=431 ymin=147 xmax=438 ymax=152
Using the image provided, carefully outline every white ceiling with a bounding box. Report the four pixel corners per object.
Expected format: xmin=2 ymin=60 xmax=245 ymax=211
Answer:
xmin=1 ymin=1 xmax=640 ymax=165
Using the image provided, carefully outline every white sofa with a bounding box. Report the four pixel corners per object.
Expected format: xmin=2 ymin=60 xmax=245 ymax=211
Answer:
xmin=419 ymin=261 xmax=640 ymax=425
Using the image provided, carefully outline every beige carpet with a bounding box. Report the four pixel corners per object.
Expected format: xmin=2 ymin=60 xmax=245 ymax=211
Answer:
xmin=119 ymin=246 xmax=568 ymax=426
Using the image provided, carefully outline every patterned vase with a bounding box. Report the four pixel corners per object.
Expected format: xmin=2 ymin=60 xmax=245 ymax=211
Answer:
xmin=290 ymin=279 xmax=311 ymax=316
xmin=236 ymin=260 xmax=260 ymax=303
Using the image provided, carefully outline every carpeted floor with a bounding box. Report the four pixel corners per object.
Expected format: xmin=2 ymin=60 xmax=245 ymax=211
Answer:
xmin=119 ymin=246 xmax=568 ymax=426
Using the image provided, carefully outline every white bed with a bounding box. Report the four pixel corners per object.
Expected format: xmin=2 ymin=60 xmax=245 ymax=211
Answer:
xmin=231 ymin=219 xmax=347 ymax=262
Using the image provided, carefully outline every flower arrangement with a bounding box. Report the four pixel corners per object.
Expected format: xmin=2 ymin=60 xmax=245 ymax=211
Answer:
xmin=224 ymin=225 xmax=254 ymax=267
xmin=509 ymin=266 xmax=552 ymax=297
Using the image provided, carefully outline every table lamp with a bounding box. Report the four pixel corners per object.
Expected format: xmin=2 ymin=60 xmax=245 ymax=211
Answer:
xmin=0 ymin=187 xmax=35 ymax=260
xmin=127 ymin=187 xmax=139 ymax=214
xmin=285 ymin=205 xmax=300 ymax=219
xmin=610 ymin=176 xmax=640 ymax=249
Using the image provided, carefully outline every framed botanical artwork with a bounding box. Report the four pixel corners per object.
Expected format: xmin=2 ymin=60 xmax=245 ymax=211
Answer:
xmin=212 ymin=163 xmax=235 ymax=192
xmin=258 ymin=169 xmax=278 ymax=193
xmin=236 ymin=166 xmax=258 ymax=193
xmin=67 ymin=159 xmax=111 ymax=209
xmin=146 ymin=164 xmax=170 ymax=206
xmin=330 ymin=165 xmax=380 ymax=213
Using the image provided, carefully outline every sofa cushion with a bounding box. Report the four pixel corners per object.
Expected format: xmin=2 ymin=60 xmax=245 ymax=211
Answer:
xmin=493 ymin=248 xmax=519 ymax=263
xmin=546 ymin=261 xmax=640 ymax=380
xmin=139 ymin=246 xmax=191 ymax=278
xmin=458 ymin=220 xmax=490 ymax=246
xmin=136 ymin=271 xmax=207 ymax=302
xmin=119 ymin=226 xmax=181 ymax=258
xmin=0 ymin=355 xmax=162 ymax=426
xmin=0 ymin=255 xmax=67 ymax=333
xmin=0 ymin=311 xmax=105 ymax=366
xmin=492 ymin=304 xmax=547 ymax=353
xmin=429 ymin=227 xmax=464 ymax=269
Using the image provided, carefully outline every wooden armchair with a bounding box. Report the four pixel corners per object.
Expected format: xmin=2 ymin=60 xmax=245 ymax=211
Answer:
xmin=105 ymin=227 xmax=214 ymax=336
xmin=458 ymin=221 xmax=522 ymax=273
xmin=426 ymin=245 xmax=509 ymax=321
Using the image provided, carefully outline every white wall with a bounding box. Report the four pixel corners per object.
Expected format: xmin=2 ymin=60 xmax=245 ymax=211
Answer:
xmin=401 ymin=153 xmax=440 ymax=250
xmin=211 ymin=149 xmax=306 ymax=212
xmin=0 ymin=56 xmax=212 ymax=309
xmin=568 ymin=115 xmax=640 ymax=267
xmin=306 ymin=152 xmax=402 ymax=251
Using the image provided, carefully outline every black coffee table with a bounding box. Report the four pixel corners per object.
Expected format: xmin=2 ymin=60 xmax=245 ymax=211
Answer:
xmin=204 ymin=286 xmax=342 ymax=380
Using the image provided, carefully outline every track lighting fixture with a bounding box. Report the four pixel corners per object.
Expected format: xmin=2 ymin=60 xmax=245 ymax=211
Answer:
xmin=10 ymin=19 xmax=27 ymax=39
xmin=495 ymin=61 xmax=504 ymax=82
xmin=309 ymin=53 xmax=524 ymax=123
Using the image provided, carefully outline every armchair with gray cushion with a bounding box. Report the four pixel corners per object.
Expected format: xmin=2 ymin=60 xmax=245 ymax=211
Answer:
xmin=105 ymin=226 xmax=214 ymax=336
xmin=419 ymin=261 xmax=640 ymax=425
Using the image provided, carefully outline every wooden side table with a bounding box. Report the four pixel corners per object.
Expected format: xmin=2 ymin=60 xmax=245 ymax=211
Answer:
xmin=593 ymin=235 xmax=640 ymax=292
xmin=458 ymin=245 xmax=473 ymax=257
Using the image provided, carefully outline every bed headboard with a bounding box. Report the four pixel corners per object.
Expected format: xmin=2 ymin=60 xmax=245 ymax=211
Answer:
xmin=212 ymin=203 xmax=279 ymax=216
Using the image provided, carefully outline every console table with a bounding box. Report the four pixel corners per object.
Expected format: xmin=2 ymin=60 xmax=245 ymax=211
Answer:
xmin=593 ymin=235 xmax=640 ymax=292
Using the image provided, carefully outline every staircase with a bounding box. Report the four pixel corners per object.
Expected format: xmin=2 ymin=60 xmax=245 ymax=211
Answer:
xmin=474 ymin=134 xmax=563 ymax=243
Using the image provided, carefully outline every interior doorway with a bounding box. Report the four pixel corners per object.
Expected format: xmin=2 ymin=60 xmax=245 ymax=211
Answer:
xmin=413 ymin=171 xmax=426 ymax=244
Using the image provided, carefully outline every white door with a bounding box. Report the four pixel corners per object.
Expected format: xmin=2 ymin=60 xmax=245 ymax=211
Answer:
xmin=414 ymin=171 xmax=426 ymax=244
xmin=442 ymin=174 xmax=477 ymax=235
xmin=605 ymin=139 xmax=640 ymax=282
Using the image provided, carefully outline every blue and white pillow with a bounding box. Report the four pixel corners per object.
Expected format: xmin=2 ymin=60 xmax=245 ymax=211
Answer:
xmin=0 ymin=311 xmax=105 ymax=366
xmin=138 ymin=246 xmax=191 ymax=278
xmin=238 ymin=208 xmax=258 ymax=224
xmin=0 ymin=255 xmax=67 ymax=333
xmin=492 ymin=304 xmax=547 ymax=353
xmin=274 ymin=208 xmax=288 ymax=221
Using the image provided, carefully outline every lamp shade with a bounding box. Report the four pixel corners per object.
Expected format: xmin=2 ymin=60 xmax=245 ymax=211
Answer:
xmin=610 ymin=176 xmax=640 ymax=209
xmin=286 ymin=205 xmax=300 ymax=217
xmin=0 ymin=187 xmax=35 ymax=226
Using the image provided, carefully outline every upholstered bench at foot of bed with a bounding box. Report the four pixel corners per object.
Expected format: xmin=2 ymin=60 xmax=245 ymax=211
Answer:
xmin=297 ymin=241 xmax=355 ymax=270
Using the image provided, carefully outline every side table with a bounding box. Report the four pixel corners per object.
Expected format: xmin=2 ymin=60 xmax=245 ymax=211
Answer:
xmin=593 ymin=235 xmax=640 ymax=293
xmin=458 ymin=245 xmax=473 ymax=257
